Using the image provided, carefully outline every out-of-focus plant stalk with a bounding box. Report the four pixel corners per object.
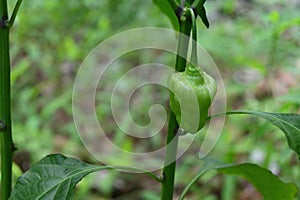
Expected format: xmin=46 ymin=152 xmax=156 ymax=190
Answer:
xmin=0 ymin=0 xmax=14 ymax=199
xmin=161 ymin=12 xmax=192 ymax=200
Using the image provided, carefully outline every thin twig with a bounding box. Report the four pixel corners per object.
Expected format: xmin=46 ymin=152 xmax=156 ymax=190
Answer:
xmin=8 ymin=0 xmax=23 ymax=28
xmin=167 ymin=0 xmax=180 ymax=11
xmin=178 ymin=169 xmax=208 ymax=200
xmin=191 ymin=0 xmax=206 ymax=17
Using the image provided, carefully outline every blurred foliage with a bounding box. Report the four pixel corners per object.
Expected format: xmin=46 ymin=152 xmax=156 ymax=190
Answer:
xmin=3 ymin=0 xmax=300 ymax=199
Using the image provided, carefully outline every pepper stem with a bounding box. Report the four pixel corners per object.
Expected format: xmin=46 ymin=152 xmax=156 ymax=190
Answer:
xmin=186 ymin=8 xmax=205 ymax=82
xmin=189 ymin=8 xmax=198 ymax=67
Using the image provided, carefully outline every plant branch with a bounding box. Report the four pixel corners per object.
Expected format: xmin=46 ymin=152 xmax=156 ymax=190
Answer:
xmin=167 ymin=0 xmax=180 ymax=12
xmin=8 ymin=0 xmax=23 ymax=28
xmin=178 ymin=168 xmax=208 ymax=200
xmin=207 ymin=110 xmax=259 ymax=120
xmin=191 ymin=0 xmax=206 ymax=13
xmin=179 ymin=158 xmax=225 ymax=200
xmin=0 ymin=0 xmax=14 ymax=199
xmin=161 ymin=12 xmax=192 ymax=200
xmin=116 ymin=166 xmax=163 ymax=183
xmin=191 ymin=0 xmax=209 ymax=28
xmin=144 ymin=171 xmax=163 ymax=183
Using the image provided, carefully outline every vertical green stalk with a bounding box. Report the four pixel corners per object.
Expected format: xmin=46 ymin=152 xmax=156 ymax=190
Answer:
xmin=265 ymin=26 xmax=279 ymax=78
xmin=0 ymin=0 xmax=13 ymax=199
xmin=161 ymin=16 xmax=192 ymax=200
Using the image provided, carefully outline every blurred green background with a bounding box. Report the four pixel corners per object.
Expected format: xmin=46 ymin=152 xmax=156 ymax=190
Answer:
xmin=4 ymin=0 xmax=300 ymax=199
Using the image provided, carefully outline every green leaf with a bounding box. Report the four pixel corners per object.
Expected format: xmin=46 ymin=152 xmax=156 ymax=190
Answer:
xmin=198 ymin=6 xmax=209 ymax=28
xmin=179 ymin=157 xmax=222 ymax=200
xmin=179 ymin=158 xmax=298 ymax=200
xmin=210 ymin=110 xmax=300 ymax=156
xmin=152 ymin=0 xmax=179 ymax=30
xmin=224 ymin=111 xmax=300 ymax=156
xmin=9 ymin=154 xmax=111 ymax=200
xmin=191 ymin=0 xmax=209 ymax=28
xmin=217 ymin=163 xmax=298 ymax=200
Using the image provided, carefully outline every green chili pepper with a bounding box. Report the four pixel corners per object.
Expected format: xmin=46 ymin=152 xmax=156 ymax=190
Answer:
xmin=168 ymin=64 xmax=216 ymax=134
xmin=168 ymin=8 xmax=216 ymax=134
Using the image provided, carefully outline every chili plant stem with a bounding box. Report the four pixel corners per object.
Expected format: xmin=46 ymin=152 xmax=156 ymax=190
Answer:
xmin=0 ymin=0 xmax=14 ymax=199
xmin=8 ymin=0 xmax=23 ymax=28
xmin=167 ymin=0 xmax=179 ymax=11
xmin=191 ymin=0 xmax=206 ymax=12
xmin=161 ymin=18 xmax=192 ymax=200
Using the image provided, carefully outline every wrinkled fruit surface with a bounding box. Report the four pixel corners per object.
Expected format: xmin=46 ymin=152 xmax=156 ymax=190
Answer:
xmin=168 ymin=67 xmax=217 ymax=134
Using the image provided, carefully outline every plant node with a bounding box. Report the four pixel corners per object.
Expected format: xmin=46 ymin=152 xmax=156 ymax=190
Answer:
xmin=175 ymin=6 xmax=184 ymax=19
xmin=0 ymin=16 xmax=9 ymax=28
xmin=0 ymin=120 xmax=7 ymax=131
xmin=12 ymin=143 xmax=18 ymax=151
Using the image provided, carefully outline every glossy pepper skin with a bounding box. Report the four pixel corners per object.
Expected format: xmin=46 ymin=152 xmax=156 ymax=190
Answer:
xmin=168 ymin=65 xmax=217 ymax=134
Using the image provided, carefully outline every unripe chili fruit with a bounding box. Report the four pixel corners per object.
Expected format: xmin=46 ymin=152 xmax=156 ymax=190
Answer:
xmin=168 ymin=64 xmax=217 ymax=134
